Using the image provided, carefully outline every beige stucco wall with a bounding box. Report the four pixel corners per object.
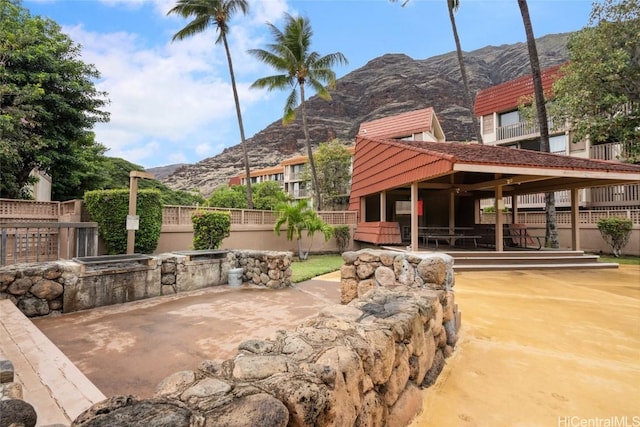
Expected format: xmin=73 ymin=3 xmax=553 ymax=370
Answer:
xmin=156 ymin=224 xmax=357 ymax=255
xmin=557 ymin=224 xmax=639 ymax=256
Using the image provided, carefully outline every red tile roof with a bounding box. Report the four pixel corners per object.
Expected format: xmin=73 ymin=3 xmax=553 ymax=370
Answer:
xmin=357 ymin=107 xmax=436 ymax=139
xmin=395 ymin=139 xmax=640 ymax=174
xmin=349 ymin=136 xmax=640 ymax=211
xmin=474 ymin=64 xmax=565 ymax=116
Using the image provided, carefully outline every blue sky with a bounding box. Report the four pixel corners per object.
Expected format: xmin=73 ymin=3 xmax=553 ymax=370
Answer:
xmin=24 ymin=0 xmax=594 ymax=169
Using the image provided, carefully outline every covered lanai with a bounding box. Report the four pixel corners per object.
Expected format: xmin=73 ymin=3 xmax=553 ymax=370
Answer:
xmin=349 ymin=136 xmax=640 ymax=251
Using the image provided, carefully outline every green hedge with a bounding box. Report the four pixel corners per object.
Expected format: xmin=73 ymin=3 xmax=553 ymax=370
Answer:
xmin=84 ymin=189 xmax=162 ymax=254
xmin=191 ymin=210 xmax=231 ymax=250
xmin=597 ymin=217 xmax=633 ymax=257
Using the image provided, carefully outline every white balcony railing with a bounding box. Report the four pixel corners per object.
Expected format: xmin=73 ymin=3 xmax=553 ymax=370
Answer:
xmin=496 ymin=117 xmax=563 ymax=141
xmin=589 ymin=142 xmax=637 ymax=162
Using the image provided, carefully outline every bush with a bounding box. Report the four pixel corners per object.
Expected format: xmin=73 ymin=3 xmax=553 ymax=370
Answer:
xmin=84 ymin=189 xmax=162 ymax=254
xmin=333 ymin=225 xmax=351 ymax=252
xmin=597 ymin=217 xmax=633 ymax=257
xmin=191 ymin=210 xmax=231 ymax=250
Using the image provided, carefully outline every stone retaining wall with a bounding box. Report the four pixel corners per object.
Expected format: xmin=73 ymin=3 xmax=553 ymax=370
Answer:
xmin=0 ymin=359 xmax=37 ymax=427
xmin=230 ymin=250 xmax=293 ymax=289
xmin=0 ymin=250 xmax=293 ymax=317
xmin=71 ymin=250 xmax=460 ymax=427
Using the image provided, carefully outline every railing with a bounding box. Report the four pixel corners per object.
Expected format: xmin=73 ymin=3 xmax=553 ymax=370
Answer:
xmin=163 ymin=206 xmax=357 ymax=226
xmin=0 ymin=199 xmax=60 ymax=221
xmin=496 ymin=117 xmax=563 ymax=141
xmin=589 ymin=184 xmax=639 ymax=207
xmin=480 ymin=209 xmax=640 ymax=226
xmin=290 ymin=188 xmax=309 ymax=198
xmin=0 ymin=222 xmax=99 ymax=266
xmin=481 ymin=184 xmax=639 ymax=210
xmin=590 ymin=142 xmax=634 ymax=162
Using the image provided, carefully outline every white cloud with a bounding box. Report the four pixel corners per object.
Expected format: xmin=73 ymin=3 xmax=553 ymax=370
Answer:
xmin=61 ymin=20 xmax=277 ymax=167
xmin=54 ymin=0 xmax=296 ymax=168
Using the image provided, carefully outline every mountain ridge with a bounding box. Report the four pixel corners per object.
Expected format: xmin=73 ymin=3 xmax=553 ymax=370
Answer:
xmin=160 ymin=32 xmax=571 ymax=197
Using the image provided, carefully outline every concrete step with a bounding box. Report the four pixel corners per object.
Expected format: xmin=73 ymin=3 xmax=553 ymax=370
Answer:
xmin=449 ymin=250 xmax=585 ymax=258
xmin=453 ymin=262 xmax=619 ymax=271
xmin=0 ymin=300 xmax=105 ymax=426
xmin=453 ymin=255 xmax=601 ymax=265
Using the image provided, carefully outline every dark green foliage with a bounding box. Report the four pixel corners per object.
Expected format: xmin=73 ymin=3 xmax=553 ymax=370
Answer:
xmin=191 ymin=210 xmax=231 ymax=250
xmin=84 ymin=189 xmax=162 ymax=254
xmin=1 ymin=0 xmax=109 ymax=199
xmin=205 ymin=182 xmax=289 ymax=210
xmin=252 ymin=181 xmax=291 ymax=210
xmin=205 ymin=185 xmax=247 ymax=209
xmin=333 ymin=225 xmax=351 ymax=253
xmin=553 ymin=0 xmax=639 ymax=162
xmin=597 ymin=217 xmax=633 ymax=257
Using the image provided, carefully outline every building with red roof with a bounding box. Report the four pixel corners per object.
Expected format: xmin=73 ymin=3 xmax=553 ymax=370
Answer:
xmin=474 ymin=64 xmax=638 ymax=211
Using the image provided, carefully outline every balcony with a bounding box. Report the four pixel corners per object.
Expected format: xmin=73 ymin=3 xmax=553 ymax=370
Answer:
xmin=496 ymin=118 xmax=564 ymax=142
xmin=590 ymin=142 xmax=634 ymax=162
xmin=289 ymin=188 xmax=309 ymax=199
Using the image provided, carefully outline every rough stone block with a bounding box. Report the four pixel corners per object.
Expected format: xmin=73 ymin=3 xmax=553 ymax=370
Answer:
xmin=0 ymin=399 xmax=37 ymax=427
xmin=0 ymin=360 xmax=14 ymax=384
xmin=386 ymin=383 xmax=423 ymax=427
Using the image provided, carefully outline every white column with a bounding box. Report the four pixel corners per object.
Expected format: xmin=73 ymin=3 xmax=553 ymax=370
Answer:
xmin=495 ymin=185 xmax=504 ymax=252
xmin=571 ymin=188 xmax=580 ymax=251
xmin=411 ymin=182 xmax=419 ymax=251
xmin=380 ymin=191 xmax=387 ymax=222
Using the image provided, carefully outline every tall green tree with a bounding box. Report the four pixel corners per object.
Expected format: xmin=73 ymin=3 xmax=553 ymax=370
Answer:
xmin=248 ymin=13 xmax=348 ymax=211
xmin=553 ymin=0 xmax=639 ymax=163
xmin=168 ymin=0 xmax=255 ymax=209
xmin=517 ymin=0 xmax=559 ymax=248
xmin=0 ymin=0 xmax=109 ymax=199
xmin=393 ymin=0 xmax=482 ymax=143
xmin=301 ymin=140 xmax=352 ymax=210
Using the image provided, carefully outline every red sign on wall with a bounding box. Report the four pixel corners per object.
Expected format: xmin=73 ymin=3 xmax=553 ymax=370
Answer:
xmin=418 ymin=200 xmax=423 ymax=216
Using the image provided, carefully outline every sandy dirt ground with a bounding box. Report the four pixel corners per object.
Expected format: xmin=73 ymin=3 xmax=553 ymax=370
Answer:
xmin=410 ymin=265 xmax=640 ymax=427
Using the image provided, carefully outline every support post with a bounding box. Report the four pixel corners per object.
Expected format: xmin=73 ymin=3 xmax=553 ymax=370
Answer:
xmin=380 ymin=191 xmax=387 ymax=222
xmin=410 ymin=182 xmax=419 ymax=251
xmin=127 ymin=171 xmax=154 ymax=255
xmin=495 ymin=185 xmax=504 ymax=252
xmin=571 ymin=188 xmax=580 ymax=251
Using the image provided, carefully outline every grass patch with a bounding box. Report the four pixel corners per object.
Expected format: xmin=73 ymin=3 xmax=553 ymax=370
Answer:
xmin=291 ymin=254 xmax=344 ymax=283
xmin=597 ymin=254 xmax=640 ymax=265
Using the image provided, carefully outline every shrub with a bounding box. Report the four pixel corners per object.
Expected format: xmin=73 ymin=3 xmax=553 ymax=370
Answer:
xmin=597 ymin=217 xmax=633 ymax=257
xmin=333 ymin=225 xmax=351 ymax=252
xmin=84 ymin=189 xmax=162 ymax=254
xmin=191 ymin=210 xmax=231 ymax=250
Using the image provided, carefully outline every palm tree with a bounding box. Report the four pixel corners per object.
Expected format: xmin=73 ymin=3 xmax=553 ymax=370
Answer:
xmin=248 ymin=13 xmax=348 ymax=210
xmin=517 ymin=0 xmax=559 ymax=248
xmin=167 ymin=0 xmax=254 ymax=209
xmin=447 ymin=0 xmax=483 ymax=144
xmin=394 ymin=0 xmax=482 ymax=143
xmin=273 ymin=199 xmax=333 ymax=260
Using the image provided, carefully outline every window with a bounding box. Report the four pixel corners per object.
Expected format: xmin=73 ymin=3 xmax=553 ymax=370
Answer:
xmin=550 ymin=135 xmax=567 ymax=154
xmin=499 ymin=111 xmax=520 ymax=127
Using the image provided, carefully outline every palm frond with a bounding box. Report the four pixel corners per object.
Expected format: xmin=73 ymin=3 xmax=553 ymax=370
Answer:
xmin=250 ymin=74 xmax=292 ymax=91
xmin=308 ymin=78 xmax=331 ymax=100
xmin=283 ymin=88 xmax=299 ymax=124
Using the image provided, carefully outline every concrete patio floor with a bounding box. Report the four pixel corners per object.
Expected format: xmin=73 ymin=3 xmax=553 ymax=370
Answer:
xmin=31 ymin=266 xmax=640 ymax=426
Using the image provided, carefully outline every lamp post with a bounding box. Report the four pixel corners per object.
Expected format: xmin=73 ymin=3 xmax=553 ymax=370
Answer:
xmin=127 ymin=171 xmax=154 ymax=255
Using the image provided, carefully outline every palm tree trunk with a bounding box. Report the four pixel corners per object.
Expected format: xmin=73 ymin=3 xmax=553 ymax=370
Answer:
xmin=518 ymin=0 xmax=559 ymax=248
xmin=299 ymin=84 xmax=323 ymax=210
xmin=447 ymin=1 xmax=483 ymax=144
xmin=222 ymin=34 xmax=253 ymax=209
